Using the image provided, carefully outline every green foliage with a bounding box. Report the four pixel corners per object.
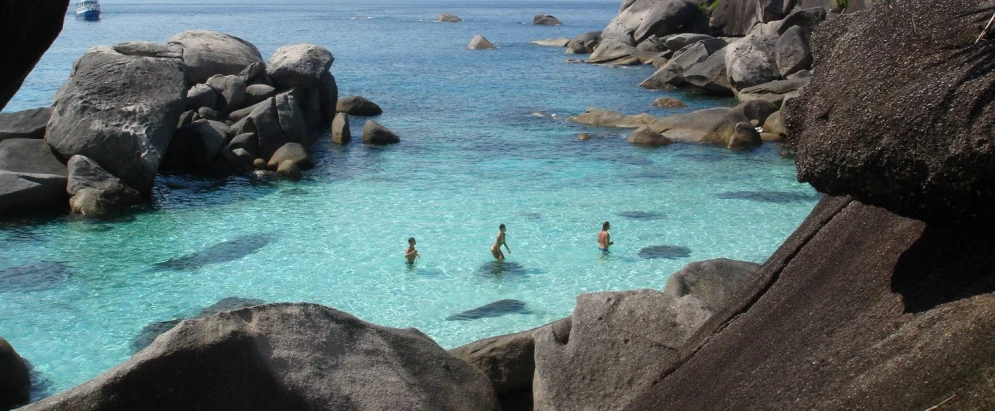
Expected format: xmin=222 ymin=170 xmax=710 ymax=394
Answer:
xmin=833 ymin=0 xmax=852 ymax=10
xmin=698 ymin=0 xmax=722 ymax=14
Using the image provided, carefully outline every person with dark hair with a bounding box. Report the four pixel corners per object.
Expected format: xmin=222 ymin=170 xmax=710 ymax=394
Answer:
xmin=598 ymin=221 xmax=613 ymax=253
xmin=405 ymin=237 xmax=420 ymax=264
xmin=491 ymin=223 xmax=510 ymax=261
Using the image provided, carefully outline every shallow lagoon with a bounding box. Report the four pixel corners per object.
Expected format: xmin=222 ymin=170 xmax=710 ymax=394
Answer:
xmin=1 ymin=0 xmax=818 ymax=398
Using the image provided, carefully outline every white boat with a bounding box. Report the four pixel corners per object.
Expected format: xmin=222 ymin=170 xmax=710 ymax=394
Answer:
xmin=75 ymin=0 xmax=100 ymax=21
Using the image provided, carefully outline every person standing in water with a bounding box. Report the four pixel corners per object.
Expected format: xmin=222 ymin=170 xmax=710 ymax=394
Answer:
xmin=491 ymin=224 xmax=511 ymax=261
xmin=598 ymin=221 xmax=613 ymax=253
xmin=405 ymin=237 xmax=420 ymax=264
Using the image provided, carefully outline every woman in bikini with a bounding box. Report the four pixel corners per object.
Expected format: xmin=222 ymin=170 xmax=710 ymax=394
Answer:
xmin=491 ymin=223 xmax=510 ymax=261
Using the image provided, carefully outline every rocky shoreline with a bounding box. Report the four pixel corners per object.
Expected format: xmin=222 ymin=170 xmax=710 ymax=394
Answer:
xmin=4 ymin=0 xmax=995 ymax=409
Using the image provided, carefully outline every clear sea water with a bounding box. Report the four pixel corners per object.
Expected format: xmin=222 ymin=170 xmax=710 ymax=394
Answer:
xmin=1 ymin=0 xmax=818 ymax=401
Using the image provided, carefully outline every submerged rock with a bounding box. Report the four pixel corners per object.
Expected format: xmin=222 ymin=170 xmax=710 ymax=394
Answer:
xmin=638 ymin=245 xmax=692 ymax=259
xmin=66 ymin=155 xmax=143 ymax=216
xmin=28 ymin=303 xmax=500 ymax=411
xmin=531 ymin=37 xmax=571 ymax=47
xmin=151 ymin=232 xmax=275 ymax=272
xmin=0 ymin=262 xmax=71 ymax=293
xmin=628 ymin=126 xmax=673 ymax=147
xmin=446 ymin=299 xmax=531 ymax=321
xmin=652 ymin=97 xmax=687 ymax=108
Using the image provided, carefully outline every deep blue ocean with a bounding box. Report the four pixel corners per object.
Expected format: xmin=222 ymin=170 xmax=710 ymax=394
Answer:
xmin=1 ymin=0 xmax=818 ymax=401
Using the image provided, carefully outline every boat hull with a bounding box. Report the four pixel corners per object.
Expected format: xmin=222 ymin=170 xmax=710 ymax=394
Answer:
xmin=77 ymin=10 xmax=100 ymax=21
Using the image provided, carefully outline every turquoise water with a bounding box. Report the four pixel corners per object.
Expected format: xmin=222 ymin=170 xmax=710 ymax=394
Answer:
xmin=1 ymin=0 xmax=818 ymax=400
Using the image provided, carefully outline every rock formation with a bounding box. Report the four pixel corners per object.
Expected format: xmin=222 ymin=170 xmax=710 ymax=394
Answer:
xmin=0 ymin=108 xmax=52 ymax=142
xmin=45 ymin=45 xmax=188 ymax=195
xmin=166 ymin=30 xmax=264 ymax=84
xmin=25 ymin=303 xmax=500 ymax=411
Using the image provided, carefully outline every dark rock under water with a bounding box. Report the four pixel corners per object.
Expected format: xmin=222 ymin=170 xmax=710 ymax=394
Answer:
xmin=638 ymin=245 xmax=692 ymax=259
xmin=446 ymin=299 xmax=531 ymax=321
xmin=617 ymin=211 xmax=667 ymax=221
xmin=131 ymin=297 xmax=266 ymax=352
xmin=151 ymin=233 xmax=275 ymax=271
xmin=477 ymin=261 xmax=531 ymax=276
xmin=716 ymin=190 xmax=822 ymax=204
xmin=0 ymin=262 xmax=71 ymax=293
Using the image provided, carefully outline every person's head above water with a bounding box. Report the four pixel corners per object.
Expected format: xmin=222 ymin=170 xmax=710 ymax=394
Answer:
xmin=408 ymin=237 xmax=416 ymax=245
xmin=603 ymin=221 xmax=610 ymax=230
xmin=499 ymin=223 xmax=506 ymax=232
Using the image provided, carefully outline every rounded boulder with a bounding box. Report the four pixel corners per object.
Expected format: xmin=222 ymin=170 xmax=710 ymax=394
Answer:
xmin=266 ymin=44 xmax=334 ymax=89
xmin=167 ymin=30 xmax=264 ymax=84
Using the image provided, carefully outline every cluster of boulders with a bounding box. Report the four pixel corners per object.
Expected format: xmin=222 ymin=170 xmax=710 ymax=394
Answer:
xmin=531 ymin=0 xmax=869 ymax=151
xmin=0 ymin=29 xmax=398 ymax=217
xmin=569 ymin=99 xmax=782 ymax=150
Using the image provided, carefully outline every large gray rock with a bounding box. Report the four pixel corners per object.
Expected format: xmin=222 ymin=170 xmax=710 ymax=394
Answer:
xmin=738 ymin=76 xmax=810 ymax=105
xmin=237 ymin=61 xmax=270 ymax=85
xmin=266 ymin=44 xmax=334 ymax=89
xmin=24 ymin=303 xmax=500 ymax=411
xmin=565 ymin=31 xmax=602 ymax=54
xmin=468 ymin=35 xmax=496 ymax=50
xmin=682 ymin=46 xmax=734 ymax=95
xmin=789 ymin=0 xmax=995 ymax=224
xmin=160 ymin=121 xmax=227 ymax=172
xmin=0 ymin=0 xmax=68 ymax=111
xmin=275 ymin=91 xmax=308 ymax=146
xmin=727 ymin=122 xmax=763 ymax=150
xmin=246 ymin=97 xmax=286 ymax=160
xmin=594 ymin=0 xmax=707 ymax=62
xmin=0 ymin=337 xmax=30 ymax=410
xmin=0 ymin=138 xmax=66 ymax=177
xmin=533 ymin=14 xmax=563 ymax=25
xmin=664 ymin=258 xmax=763 ymax=311
xmin=776 ymin=6 xmax=827 ymax=34
xmin=166 ymin=30 xmax=264 ymax=84
xmin=243 ymin=84 xmax=276 ymax=107
xmin=336 ymin=95 xmax=383 ymax=117
xmin=724 ymin=29 xmax=779 ymax=92
xmin=185 ymin=83 xmax=218 ymax=111
xmin=628 ymin=126 xmax=673 ymax=147
xmin=774 ymin=25 xmax=812 ymax=78
xmin=45 ymin=46 xmax=187 ymax=194
xmin=267 ymin=142 xmax=312 ymax=170
xmin=0 ymin=171 xmax=67 ymax=213
xmin=663 ymin=33 xmax=717 ymax=52
xmin=437 ymin=13 xmax=462 ymax=23
xmin=587 ymin=39 xmax=638 ymax=64
xmin=533 ymin=290 xmax=712 ymax=411
xmin=569 ymin=107 xmax=663 ymax=129
xmin=709 ymin=0 xmax=795 ymax=36
xmin=205 ymin=74 xmax=247 ymax=113
xmin=363 ymin=120 xmax=400 ymax=145
xmin=319 ymin=72 xmax=339 ymax=125
xmin=331 ymin=112 xmax=350 ymax=144
xmin=0 ymin=107 xmax=52 ymax=142
xmin=656 ymin=107 xmax=750 ymax=145
xmin=640 ymin=38 xmax=726 ymax=89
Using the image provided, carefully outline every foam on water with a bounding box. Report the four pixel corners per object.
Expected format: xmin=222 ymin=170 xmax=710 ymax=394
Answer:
xmin=1 ymin=0 xmax=818 ymax=399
